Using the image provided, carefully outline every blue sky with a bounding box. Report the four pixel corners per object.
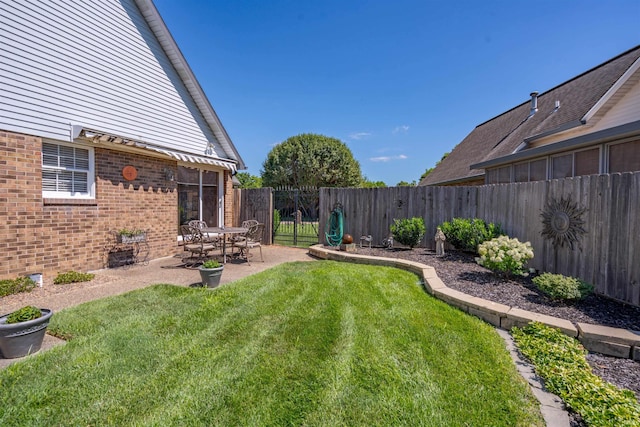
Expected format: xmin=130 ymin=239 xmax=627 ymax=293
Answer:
xmin=153 ymin=0 xmax=640 ymax=186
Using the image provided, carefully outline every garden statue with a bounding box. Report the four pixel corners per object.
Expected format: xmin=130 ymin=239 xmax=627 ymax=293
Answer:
xmin=360 ymin=234 xmax=372 ymax=248
xmin=435 ymin=227 xmax=446 ymax=257
xmin=382 ymin=235 xmax=394 ymax=249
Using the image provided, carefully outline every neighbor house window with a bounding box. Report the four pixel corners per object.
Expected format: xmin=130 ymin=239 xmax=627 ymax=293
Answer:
xmin=42 ymin=141 xmax=94 ymax=198
xmin=608 ymin=139 xmax=640 ymax=173
xmin=551 ymin=154 xmax=573 ymax=179
xmin=177 ymin=166 xmax=219 ymax=231
xmin=529 ymin=159 xmax=547 ymax=181
xmin=574 ymin=148 xmax=600 ymax=176
xmin=513 ymin=159 xmax=547 ymax=183
xmin=514 ymin=162 xmax=529 ymax=182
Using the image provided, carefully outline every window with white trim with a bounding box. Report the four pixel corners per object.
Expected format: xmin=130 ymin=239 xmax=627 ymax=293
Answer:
xmin=42 ymin=142 xmax=95 ymax=198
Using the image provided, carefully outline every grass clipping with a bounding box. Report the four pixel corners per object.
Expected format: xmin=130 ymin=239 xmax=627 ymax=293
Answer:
xmin=512 ymin=322 xmax=640 ymax=427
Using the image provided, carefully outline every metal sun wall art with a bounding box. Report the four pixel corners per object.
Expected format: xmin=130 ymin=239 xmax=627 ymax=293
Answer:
xmin=540 ymin=196 xmax=587 ymax=250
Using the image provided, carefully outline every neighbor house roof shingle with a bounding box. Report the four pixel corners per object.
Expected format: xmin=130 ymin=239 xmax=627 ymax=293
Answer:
xmin=420 ymin=45 xmax=640 ymax=186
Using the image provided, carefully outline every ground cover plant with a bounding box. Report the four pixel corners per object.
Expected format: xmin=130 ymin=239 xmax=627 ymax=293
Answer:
xmin=53 ymin=271 xmax=96 ymax=285
xmin=0 ymin=276 xmax=36 ymax=297
xmin=0 ymin=262 xmax=543 ymax=426
xmin=512 ymin=322 xmax=640 ymax=427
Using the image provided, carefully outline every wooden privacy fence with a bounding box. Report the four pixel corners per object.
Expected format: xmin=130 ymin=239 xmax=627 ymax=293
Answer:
xmin=232 ymin=188 xmax=273 ymax=244
xmin=319 ymin=172 xmax=640 ymax=306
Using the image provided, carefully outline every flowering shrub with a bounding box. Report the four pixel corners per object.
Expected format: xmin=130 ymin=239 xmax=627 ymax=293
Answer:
xmin=477 ymin=235 xmax=534 ymax=277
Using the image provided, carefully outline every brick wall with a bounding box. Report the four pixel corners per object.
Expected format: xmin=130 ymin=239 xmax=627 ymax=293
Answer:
xmin=0 ymin=130 xmax=232 ymax=281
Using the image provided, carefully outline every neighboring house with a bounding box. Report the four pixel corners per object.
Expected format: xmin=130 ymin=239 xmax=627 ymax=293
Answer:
xmin=420 ymin=45 xmax=640 ymax=186
xmin=0 ymin=0 xmax=246 ymax=279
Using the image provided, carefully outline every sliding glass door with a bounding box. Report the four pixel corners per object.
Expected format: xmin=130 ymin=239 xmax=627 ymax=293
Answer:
xmin=177 ymin=166 xmax=219 ymax=230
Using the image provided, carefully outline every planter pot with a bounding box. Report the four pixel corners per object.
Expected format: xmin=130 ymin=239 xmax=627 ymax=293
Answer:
xmin=0 ymin=309 xmax=53 ymax=359
xmin=199 ymin=266 xmax=224 ymax=288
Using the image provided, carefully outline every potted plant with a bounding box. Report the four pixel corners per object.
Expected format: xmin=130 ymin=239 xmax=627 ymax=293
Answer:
xmin=116 ymin=228 xmax=147 ymax=244
xmin=0 ymin=305 xmax=53 ymax=359
xmin=199 ymin=259 xmax=224 ymax=288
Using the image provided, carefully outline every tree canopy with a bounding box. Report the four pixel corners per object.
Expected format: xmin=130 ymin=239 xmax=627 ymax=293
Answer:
xmin=361 ymin=177 xmax=387 ymax=188
xmin=261 ymin=133 xmax=362 ymax=188
xmin=235 ymin=172 xmax=262 ymax=189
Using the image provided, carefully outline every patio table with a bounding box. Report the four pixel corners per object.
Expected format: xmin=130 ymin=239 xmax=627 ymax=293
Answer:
xmin=203 ymin=227 xmax=248 ymax=263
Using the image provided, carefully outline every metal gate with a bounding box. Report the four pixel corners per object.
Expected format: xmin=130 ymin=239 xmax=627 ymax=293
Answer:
xmin=272 ymin=186 xmax=319 ymax=247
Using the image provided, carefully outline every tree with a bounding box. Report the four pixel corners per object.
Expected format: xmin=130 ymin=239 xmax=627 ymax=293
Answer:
xmin=361 ymin=177 xmax=387 ymax=188
xmin=396 ymin=180 xmax=416 ymax=186
xmin=235 ymin=172 xmax=262 ymax=189
xmin=261 ymin=133 xmax=362 ymax=188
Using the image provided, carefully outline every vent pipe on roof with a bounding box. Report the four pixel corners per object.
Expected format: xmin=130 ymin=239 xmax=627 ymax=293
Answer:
xmin=529 ymin=91 xmax=539 ymax=116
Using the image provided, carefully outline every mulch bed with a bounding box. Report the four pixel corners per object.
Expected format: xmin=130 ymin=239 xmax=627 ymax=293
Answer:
xmin=355 ymin=246 xmax=640 ymax=403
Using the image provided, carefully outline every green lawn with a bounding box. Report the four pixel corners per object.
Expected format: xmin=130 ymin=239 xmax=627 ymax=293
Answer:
xmin=0 ymin=262 xmax=543 ymax=426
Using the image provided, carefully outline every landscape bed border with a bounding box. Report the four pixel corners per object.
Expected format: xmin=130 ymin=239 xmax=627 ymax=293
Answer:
xmin=309 ymin=245 xmax=640 ymax=361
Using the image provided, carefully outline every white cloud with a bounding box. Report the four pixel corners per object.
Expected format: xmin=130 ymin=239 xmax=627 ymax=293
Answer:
xmin=349 ymin=132 xmax=372 ymax=140
xmin=369 ymin=154 xmax=408 ymax=162
xmin=392 ymin=125 xmax=410 ymax=134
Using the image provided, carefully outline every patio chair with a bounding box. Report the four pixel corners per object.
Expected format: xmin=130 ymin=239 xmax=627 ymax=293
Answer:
xmin=180 ymin=224 xmax=219 ymax=267
xmin=241 ymin=219 xmax=259 ymax=229
xmin=188 ymin=220 xmax=220 ymax=244
xmin=232 ymin=219 xmax=260 ymax=248
xmin=232 ymin=223 xmax=264 ymax=265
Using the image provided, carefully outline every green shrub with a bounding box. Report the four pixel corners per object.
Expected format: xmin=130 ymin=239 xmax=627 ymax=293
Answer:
xmin=533 ymin=273 xmax=593 ymax=301
xmin=390 ymin=217 xmax=426 ymax=249
xmin=273 ymin=209 xmax=281 ymax=231
xmin=477 ymin=235 xmax=533 ymax=277
xmin=5 ymin=305 xmax=42 ymax=324
xmin=512 ymin=322 xmax=640 ymax=427
xmin=54 ymin=271 xmax=95 ymax=285
xmin=439 ymin=218 xmax=503 ymax=253
xmin=0 ymin=276 xmax=36 ymax=297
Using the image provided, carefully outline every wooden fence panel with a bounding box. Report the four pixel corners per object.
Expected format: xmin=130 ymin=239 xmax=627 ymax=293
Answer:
xmin=313 ymin=173 xmax=640 ymax=305
xmin=232 ymin=188 xmax=273 ymax=245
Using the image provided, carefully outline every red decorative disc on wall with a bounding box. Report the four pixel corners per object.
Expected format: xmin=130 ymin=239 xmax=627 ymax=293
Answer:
xmin=122 ymin=165 xmax=138 ymax=181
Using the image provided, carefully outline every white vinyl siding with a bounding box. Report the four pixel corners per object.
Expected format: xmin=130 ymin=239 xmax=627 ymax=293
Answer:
xmin=0 ymin=0 xmax=225 ymax=157
xmin=590 ymin=79 xmax=640 ymax=132
xmin=42 ymin=141 xmax=95 ymax=198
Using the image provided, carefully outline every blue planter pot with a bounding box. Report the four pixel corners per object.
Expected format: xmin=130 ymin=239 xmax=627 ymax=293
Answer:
xmin=0 ymin=309 xmax=53 ymax=359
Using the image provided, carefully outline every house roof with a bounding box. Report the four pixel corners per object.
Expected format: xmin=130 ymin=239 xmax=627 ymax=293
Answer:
xmin=420 ymin=45 xmax=640 ymax=186
xmin=134 ymin=0 xmax=246 ymax=171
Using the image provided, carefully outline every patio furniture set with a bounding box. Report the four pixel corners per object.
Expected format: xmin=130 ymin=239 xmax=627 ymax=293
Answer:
xmin=180 ymin=220 xmax=264 ymax=267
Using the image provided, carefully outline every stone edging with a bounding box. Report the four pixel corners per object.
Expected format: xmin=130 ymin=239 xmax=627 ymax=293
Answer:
xmin=309 ymin=245 xmax=640 ymax=361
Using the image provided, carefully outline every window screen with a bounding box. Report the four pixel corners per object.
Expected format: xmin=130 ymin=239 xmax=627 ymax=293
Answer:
xmin=552 ymin=154 xmax=572 ymax=179
xmin=574 ymin=148 xmax=600 ymax=176
xmin=609 ymin=140 xmax=640 ymax=173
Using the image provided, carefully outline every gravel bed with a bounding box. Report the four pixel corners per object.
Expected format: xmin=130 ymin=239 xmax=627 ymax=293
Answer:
xmin=356 ymin=247 xmax=640 ymax=402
